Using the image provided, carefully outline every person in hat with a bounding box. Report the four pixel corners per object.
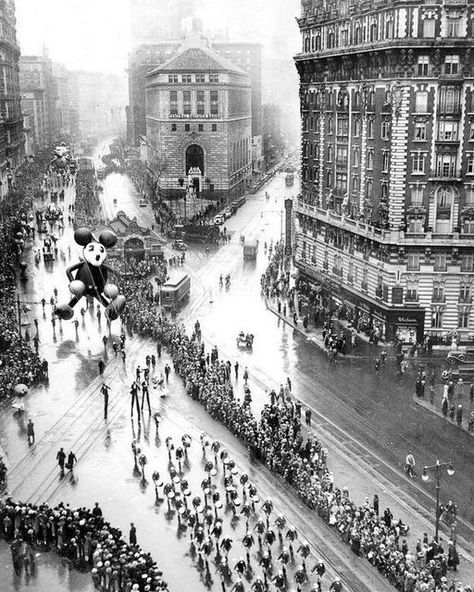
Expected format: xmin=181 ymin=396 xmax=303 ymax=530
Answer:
xmin=27 ymin=419 xmax=35 ymax=445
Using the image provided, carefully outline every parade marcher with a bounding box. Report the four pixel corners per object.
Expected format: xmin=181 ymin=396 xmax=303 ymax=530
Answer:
xmin=100 ymin=383 xmax=110 ymax=419
xmin=56 ymin=447 xmax=66 ymax=472
xmin=130 ymin=381 xmax=140 ymax=418
xmin=27 ymin=419 xmax=35 ymax=445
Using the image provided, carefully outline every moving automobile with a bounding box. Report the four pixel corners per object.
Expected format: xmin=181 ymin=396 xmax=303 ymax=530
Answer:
xmin=214 ymin=215 xmax=225 ymax=226
xmin=172 ymin=239 xmax=187 ymax=251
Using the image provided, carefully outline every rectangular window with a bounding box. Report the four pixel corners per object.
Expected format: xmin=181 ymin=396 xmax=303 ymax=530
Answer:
xmin=412 ymin=152 xmax=426 ymax=174
xmin=353 ymin=147 xmax=360 ymax=168
xmin=382 ymin=151 xmax=389 ymax=173
xmin=415 ymin=91 xmax=428 ymax=113
xmin=432 ymin=285 xmax=445 ymax=302
xmin=168 ymin=74 xmax=178 ymax=83
xmin=465 ymin=186 xmax=474 ymax=205
xmin=381 ymin=120 xmax=390 ymax=140
xmin=198 ymin=124 xmax=203 ymax=132
xmin=447 ymin=17 xmax=461 ymax=38
xmin=196 ymin=90 xmax=205 ymax=115
xmin=470 ymin=122 xmax=474 ymax=140
xmin=439 ymin=88 xmax=460 ymax=113
xmin=183 ymin=91 xmax=192 ymax=115
xmin=171 ymin=123 xmax=177 ymax=132
xmin=467 ymin=153 xmax=474 ymax=174
xmin=337 ymin=117 xmax=349 ymax=136
xmin=209 ymin=74 xmax=219 ymax=83
xmin=423 ymin=19 xmax=436 ymax=37
xmin=458 ymin=309 xmax=470 ymax=329
xmin=182 ymin=74 xmax=192 ymax=83
xmin=436 ymin=154 xmax=457 ymax=177
xmin=210 ymin=91 xmax=218 ymax=116
xmin=406 ymin=280 xmax=418 ymax=302
xmin=414 ymin=121 xmax=427 ymax=141
xmin=336 ymin=146 xmax=348 ymax=167
xmin=434 ymin=253 xmax=447 ymax=271
xmin=327 ymin=116 xmax=334 ymax=134
xmin=195 ymin=74 xmax=205 ymax=83
xmin=438 ymin=120 xmax=459 ymax=141
xmin=367 ymin=118 xmax=374 ymax=138
xmin=169 ymin=90 xmax=178 ymax=115
xmin=366 ymin=177 xmax=373 ymax=198
xmin=417 ymin=56 xmax=429 ymax=76
xmin=185 ymin=123 xmax=190 ymax=132
xmin=461 ymin=254 xmax=474 ymax=271
xmin=366 ymin=149 xmax=374 ymax=170
xmin=352 ymin=175 xmax=360 ymax=194
xmin=411 ymin=185 xmax=424 ymax=205
xmin=463 ymin=220 xmax=474 ymax=233
xmin=445 ymin=55 xmax=459 ymax=75
xmin=407 ymin=253 xmax=420 ymax=271
xmin=459 ymin=284 xmax=471 ymax=302
xmin=431 ymin=309 xmax=443 ymax=328
xmin=212 ymin=124 xmax=217 ymax=132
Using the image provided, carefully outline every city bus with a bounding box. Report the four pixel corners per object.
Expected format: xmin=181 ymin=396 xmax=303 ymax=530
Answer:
xmin=160 ymin=272 xmax=190 ymax=309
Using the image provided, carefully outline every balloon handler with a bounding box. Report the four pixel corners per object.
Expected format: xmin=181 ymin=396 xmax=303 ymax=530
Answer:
xmin=55 ymin=227 xmax=126 ymax=321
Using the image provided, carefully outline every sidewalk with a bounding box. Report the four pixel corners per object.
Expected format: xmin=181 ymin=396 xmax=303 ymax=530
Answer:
xmin=413 ymin=388 xmax=474 ymax=438
xmin=265 ymin=294 xmax=386 ymax=361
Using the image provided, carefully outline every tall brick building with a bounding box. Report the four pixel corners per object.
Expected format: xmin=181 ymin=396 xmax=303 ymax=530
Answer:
xmin=146 ymin=34 xmax=252 ymax=203
xmin=0 ymin=0 xmax=24 ymax=190
xmin=295 ymin=0 xmax=474 ymax=344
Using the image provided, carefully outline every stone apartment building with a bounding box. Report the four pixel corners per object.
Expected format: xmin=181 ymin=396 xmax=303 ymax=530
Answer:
xmin=294 ymin=0 xmax=474 ymax=344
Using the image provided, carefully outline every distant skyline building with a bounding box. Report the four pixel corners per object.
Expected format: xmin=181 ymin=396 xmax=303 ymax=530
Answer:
xmin=145 ymin=33 xmax=253 ymax=204
xmin=0 ymin=0 xmax=24 ymax=189
xmin=129 ymin=0 xmax=195 ymax=48
xmin=69 ymin=71 xmax=126 ymax=141
xmin=19 ymin=54 xmax=59 ymax=149
xmin=294 ymin=0 xmax=474 ymax=344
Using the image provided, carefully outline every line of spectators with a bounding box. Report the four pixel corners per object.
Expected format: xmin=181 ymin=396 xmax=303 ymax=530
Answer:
xmin=0 ymin=498 xmax=168 ymax=591
xmin=113 ymin=253 xmax=470 ymax=592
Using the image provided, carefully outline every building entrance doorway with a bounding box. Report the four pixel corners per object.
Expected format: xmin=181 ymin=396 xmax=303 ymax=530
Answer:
xmin=186 ymin=144 xmax=204 ymax=176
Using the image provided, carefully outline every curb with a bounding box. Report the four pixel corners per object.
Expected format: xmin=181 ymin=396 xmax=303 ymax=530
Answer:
xmin=412 ymin=394 xmax=474 ymax=438
xmin=264 ymin=297 xmax=355 ymax=360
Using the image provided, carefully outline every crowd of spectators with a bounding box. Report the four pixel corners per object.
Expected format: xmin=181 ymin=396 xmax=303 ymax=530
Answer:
xmin=74 ymin=168 xmax=104 ymax=229
xmin=111 ymin=255 xmax=469 ymax=592
xmin=0 ymin=153 xmax=54 ymax=400
xmin=0 ymin=498 xmax=168 ymax=591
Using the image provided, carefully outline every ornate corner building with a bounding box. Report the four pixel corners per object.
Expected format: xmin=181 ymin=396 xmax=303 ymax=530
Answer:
xmin=294 ymin=0 xmax=474 ymax=344
xmin=145 ymin=35 xmax=253 ymax=203
xmin=0 ymin=0 xmax=24 ymax=192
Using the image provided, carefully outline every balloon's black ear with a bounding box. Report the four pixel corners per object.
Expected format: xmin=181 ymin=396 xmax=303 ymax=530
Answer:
xmin=99 ymin=230 xmax=118 ymax=248
xmin=74 ymin=228 xmax=94 ymax=246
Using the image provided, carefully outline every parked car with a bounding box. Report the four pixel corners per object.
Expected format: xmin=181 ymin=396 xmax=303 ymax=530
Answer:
xmin=223 ymin=208 xmax=232 ymax=219
xmin=172 ymin=239 xmax=187 ymax=251
xmin=214 ymin=215 xmax=225 ymax=226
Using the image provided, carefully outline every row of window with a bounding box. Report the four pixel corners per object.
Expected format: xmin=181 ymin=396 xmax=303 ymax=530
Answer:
xmin=169 ymin=90 xmax=219 ymax=117
xmin=303 ymin=13 xmax=466 ymax=53
xmin=410 ymin=152 xmax=474 ymax=177
xmin=171 ymin=123 xmax=218 ymax=133
xmin=305 ymin=115 xmax=474 ymax=150
xmin=168 ymin=74 xmax=220 ymax=84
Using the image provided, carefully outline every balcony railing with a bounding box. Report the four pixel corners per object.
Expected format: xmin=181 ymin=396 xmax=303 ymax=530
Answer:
xmin=432 ymin=294 xmax=446 ymax=303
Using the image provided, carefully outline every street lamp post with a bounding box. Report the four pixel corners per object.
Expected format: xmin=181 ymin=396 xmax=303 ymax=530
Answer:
xmin=421 ymin=460 xmax=455 ymax=542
